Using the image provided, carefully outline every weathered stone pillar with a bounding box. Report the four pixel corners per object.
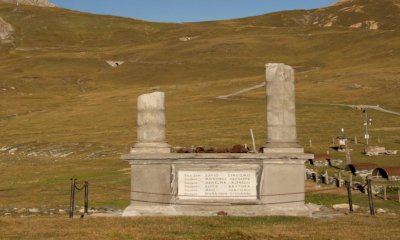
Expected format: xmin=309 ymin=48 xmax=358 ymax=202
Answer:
xmin=131 ymin=91 xmax=171 ymax=153
xmin=263 ymin=63 xmax=303 ymax=154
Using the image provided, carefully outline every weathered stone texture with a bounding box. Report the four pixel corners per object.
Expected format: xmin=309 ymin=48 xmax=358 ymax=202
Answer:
xmin=132 ymin=91 xmax=170 ymax=153
xmin=263 ymin=63 xmax=303 ymax=153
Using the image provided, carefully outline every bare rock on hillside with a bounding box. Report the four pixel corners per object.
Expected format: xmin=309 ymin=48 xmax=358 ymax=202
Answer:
xmin=0 ymin=17 xmax=13 ymax=42
xmin=365 ymin=20 xmax=379 ymax=30
xmin=106 ymin=61 xmax=125 ymax=67
xmin=349 ymin=22 xmax=363 ymax=28
xmin=339 ymin=5 xmax=364 ymax=13
xmin=322 ymin=15 xmax=338 ymax=27
xmin=349 ymin=20 xmax=379 ymax=30
xmin=332 ymin=0 xmax=354 ymax=6
xmin=0 ymin=0 xmax=56 ymax=7
xmin=179 ymin=36 xmax=200 ymax=42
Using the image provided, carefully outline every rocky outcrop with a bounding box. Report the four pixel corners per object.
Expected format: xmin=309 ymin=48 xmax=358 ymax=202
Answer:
xmin=364 ymin=146 xmax=398 ymax=156
xmin=349 ymin=20 xmax=379 ymax=30
xmin=0 ymin=0 xmax=56 ymax=7
xmin=332 ymin=0 xmax=354 ymax=6
xmin=0 ymin=17 xmax=13 ymax=42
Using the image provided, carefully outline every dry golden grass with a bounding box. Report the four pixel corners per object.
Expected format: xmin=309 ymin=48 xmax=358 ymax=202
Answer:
xmin=0 ymin=215 xmax=400 ymax=240
xmin=0 ymin=2 xmax=400 ymax=236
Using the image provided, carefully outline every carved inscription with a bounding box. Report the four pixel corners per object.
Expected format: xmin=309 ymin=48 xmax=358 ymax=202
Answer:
xmin=177 ymin=170 xmax=257 ymax=200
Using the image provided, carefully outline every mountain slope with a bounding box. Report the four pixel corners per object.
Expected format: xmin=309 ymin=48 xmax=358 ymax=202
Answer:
xmin=0 ymin=0 xmax=55 ymax=7
xmin=0 ymin=1 xmax=399 ymax=145
xmin=246 ymin=0 xmax=400 ymax=30
xmin=0 ymin=0 xmax=399 ymax=208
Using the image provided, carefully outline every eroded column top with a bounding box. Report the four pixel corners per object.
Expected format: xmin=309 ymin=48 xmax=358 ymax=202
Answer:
xmin=137 ymin=91 xmax=165 ymax=111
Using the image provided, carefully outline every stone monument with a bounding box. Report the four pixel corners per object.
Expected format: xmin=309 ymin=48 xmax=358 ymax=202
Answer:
xmin=130 ymin=91 xmax=171 ymax=154
xmin=122 ymin=64 xmax=313 ymax=217
xmin=263 ymin=63 xmax=303 ymax=154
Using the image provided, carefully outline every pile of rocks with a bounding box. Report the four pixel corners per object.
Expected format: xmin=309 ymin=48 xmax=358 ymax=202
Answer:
xmin=365 ymin=146 xmax=398 ymax=156
xmin=0 ymin=207 xmax=122 ymax=217
xmin=0 ymin=207 xmax=67 ymax=216
xmin=173 ymin=144 xmax=249 ymax=153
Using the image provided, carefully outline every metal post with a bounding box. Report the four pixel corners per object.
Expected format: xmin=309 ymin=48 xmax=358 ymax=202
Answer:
xmin=84 ymin=181 xmax=89 ymax=215
xmin=346 ymin=181 xmax=353 ymax=214
xmin=69 ymin=178 xmax=76 ymax=219
xmin=354 ymin=136 xmax=358 ymax=145
xmin=349 ymin=173 xmax=353 ymax=187
xmin=338 ymin=171 xmax=342 ymax=187
xmin=367 ymin=177 xmax=375 ymax=216
xmin=363 ymin=109 xmax=370 ymax=145
xmin=309 ymin=139 xmax=312 ymax=148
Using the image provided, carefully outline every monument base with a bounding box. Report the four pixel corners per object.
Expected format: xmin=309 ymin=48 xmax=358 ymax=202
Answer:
xmin=123 ymin=203 xmax=314 ymax=217
xmin=122 ymin=152 xmax=313 ymax=217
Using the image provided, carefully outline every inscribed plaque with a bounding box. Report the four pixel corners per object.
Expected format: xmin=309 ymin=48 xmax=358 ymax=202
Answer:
xmin=177 ymin=170 xmax=257 ymax=200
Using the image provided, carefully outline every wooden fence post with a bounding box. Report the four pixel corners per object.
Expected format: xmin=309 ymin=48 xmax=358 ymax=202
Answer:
xmin=69 ymin=178 xmax=76 ymax=219
xmin=346 ymin=181 xmax=353 ymax=214
xmin=84 ymin=181 xmax=89 ymax=215
xmin=367 ymin=177 xmax=375 ymax=216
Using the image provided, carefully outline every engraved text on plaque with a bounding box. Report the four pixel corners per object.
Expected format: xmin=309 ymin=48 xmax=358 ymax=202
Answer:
xmin=177 ymin=170 xmax=257 ymax=200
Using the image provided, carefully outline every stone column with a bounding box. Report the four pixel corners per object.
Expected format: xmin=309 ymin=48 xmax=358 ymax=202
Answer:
xmin=263 ymin=63 xmax=303 ymax=154
xmin=131 ymin=91 xmax=171 ymax=153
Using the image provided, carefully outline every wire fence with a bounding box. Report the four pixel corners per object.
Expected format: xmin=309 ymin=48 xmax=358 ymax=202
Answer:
xmin=67 ymin=176 xmax=399 ymax=217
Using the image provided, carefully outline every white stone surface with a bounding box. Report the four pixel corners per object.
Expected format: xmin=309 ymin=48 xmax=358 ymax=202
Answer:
xmin=263 ymin=63 xmax=303 ymax=153
xmin=177 ymin=170 xmax=257 ymax=200
xmin=133 ymin=91 xmax=170 ymax=153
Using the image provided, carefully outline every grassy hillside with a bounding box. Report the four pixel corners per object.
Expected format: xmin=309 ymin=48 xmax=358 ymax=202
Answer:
xmin=0 ymin=0 xmax=399 ymax=212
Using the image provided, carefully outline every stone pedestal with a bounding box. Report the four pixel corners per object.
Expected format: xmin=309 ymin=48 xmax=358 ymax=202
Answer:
xmin=263 ymin=63 xmax=303 ymax=154
xmin=122 ymin=153 xmax=313 ymax=217
xmin=131 ymin=91 xmax=171 ymax=153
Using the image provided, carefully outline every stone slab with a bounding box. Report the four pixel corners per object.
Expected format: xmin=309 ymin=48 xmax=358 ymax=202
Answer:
xmin=122 ymin=153 xmax=314 ymax=162
xmin=177 ymin=170 xmax=258 ymax=200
